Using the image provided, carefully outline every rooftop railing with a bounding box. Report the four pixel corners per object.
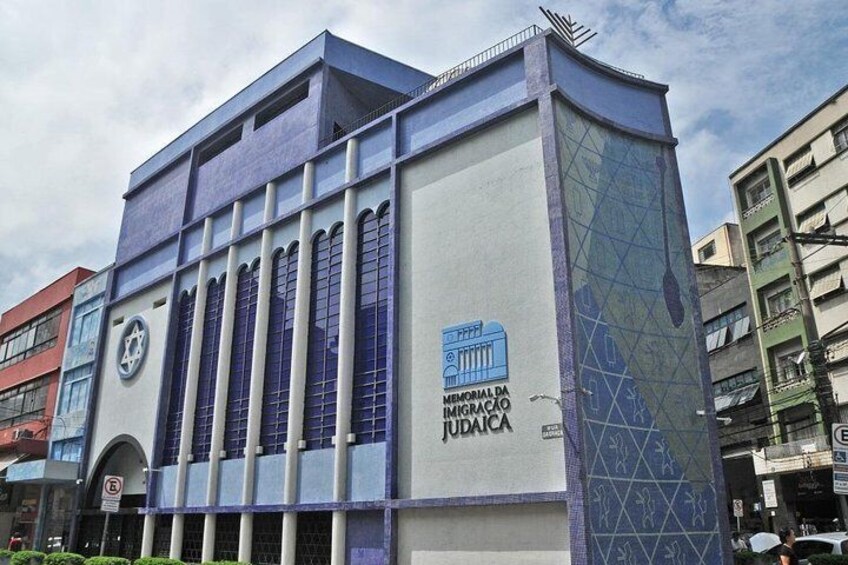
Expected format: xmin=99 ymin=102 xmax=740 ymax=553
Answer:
xmin=321 ymin=25 xmax=545 ymax=146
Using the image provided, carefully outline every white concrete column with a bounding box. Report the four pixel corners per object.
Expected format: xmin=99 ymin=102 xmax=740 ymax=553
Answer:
xmin=345 ymin=137 xmax=359 ymax=183
xmin=172 ymin=218 xmax=213 ymax=552
xmin=281 ymin=162 xmax=316 ymax=565
xmin=169 ymin=513 xmax=184 ymax=560
xmin=281 ymin=512 xmax=298 ymax=565
xmin=202 ymin=513 xmax=216 ymax=563
xmin=238 ymin=512 xmax=253 ymax=563
xmin=331 ymin=511 xmax=346 ymax=565
xmin=242 ymin=182 xmax=277 ymax=506
xmin=328 ymin=140 xmax=359 ymax=565
xmin=206 ymin=203 xmax=242 ymax=506
xmin=141 ymin=513 xmax=155 ymax=557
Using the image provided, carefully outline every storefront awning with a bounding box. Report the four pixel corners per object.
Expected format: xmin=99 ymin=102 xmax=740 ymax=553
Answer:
xmin=0 ymin=452 xmax=26 ymax=474
xmin=714 ymin=383 xmax=760 ymax=413
xmin=5 ymin=459 xmax=79 ymax=484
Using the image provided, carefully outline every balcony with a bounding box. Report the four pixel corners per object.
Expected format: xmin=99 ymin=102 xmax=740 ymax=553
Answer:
xmin=753 ymin=434 xmax=831 ymax=475
xmin=742 ymin=193 xmax=775 ymax=220
xmin=752 ymin=245 xmax=789 ymax=275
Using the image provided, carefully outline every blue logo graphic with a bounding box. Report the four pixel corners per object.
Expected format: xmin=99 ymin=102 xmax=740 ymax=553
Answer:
xmin=442 ymin=320 xmax=508 ymax=389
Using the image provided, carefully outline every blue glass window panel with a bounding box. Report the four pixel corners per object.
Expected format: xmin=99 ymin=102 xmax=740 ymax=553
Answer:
xmin=58 ymin=365 xmax=93 ymax=415
xmin=115 ymin=240 xmax=178 ymax=297
xmin=51 ymin=438 xmax=83 ymax=462
xmin=181 ymin=224 xmax=205 ymax=263
xmin=352 ymin=210 xmax=390 ymax=443
xmin=211 ymin=208 xmax=234 ymax=249
xmin=69 ymin=298 xmax=102 ymax=346
xmin=358 ymin=124 xmax=392 ymax=177
xmin=223 ymin=264 xmax=260 ymax=459
xmin=399 ymin=54 xmax=527 ymax=154
xmin=314 ymin=148 xmax=346 ymax=198
xmin=241 ymin=191 xmax=266 ymax=235
xmin=162 ymin=291 xmax=196 ymax=466
xmin=275 ymin=170 xmax=303 ymax=218
xmin=192 ymin=277 xmax=226 ymax=462
xmin=303 ymin=226 xmax=343 ymax=450
xmin=260 ymin=245 xmax=299 ymax=454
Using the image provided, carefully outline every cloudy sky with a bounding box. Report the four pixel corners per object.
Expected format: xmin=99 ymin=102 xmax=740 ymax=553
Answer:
xmin=1 ymin=1 xmax=846 ymax=312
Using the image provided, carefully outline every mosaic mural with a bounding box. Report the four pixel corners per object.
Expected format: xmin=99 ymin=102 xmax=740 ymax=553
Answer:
xmin=555 ymin=100 xmax=724 ymax=563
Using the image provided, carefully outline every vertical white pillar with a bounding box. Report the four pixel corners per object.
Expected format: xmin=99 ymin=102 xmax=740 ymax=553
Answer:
xmin=169 ymin=513 xmax=184 ymax=560
xmin=281 ymin=162 xmax=315 ymax=565
xmin=242 ymin=182 xmax=277 ymax=507
xmin=238 ymin=512 xmax=253 ymax=563
xmin=172 ymin=218 xmax=213 ymax=554
xmin=141 ymin=513 xmax=155 ymax=557
xmin=329 ymin=138 xmax=359 ymax=565
xmin=202 ymin=514 xmax=216 ymax=563
xmin=206 ymin=202 xmax=242 ymax=506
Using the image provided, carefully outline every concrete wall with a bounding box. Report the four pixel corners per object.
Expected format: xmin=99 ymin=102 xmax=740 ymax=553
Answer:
xmin=87 ymin=280 xmax=172 ymax=483
xmin=397 ymin=503 xmax=569 ymax=565
xmin=398 ymin=109 xmax=565 ymax=499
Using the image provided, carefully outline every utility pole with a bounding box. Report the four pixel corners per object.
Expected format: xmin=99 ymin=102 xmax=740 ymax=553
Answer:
xmin=786 ymin=230 xmax=848 ymax=526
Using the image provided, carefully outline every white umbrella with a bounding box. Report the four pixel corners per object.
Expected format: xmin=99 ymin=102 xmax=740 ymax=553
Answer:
xmin=749 ymin=532 xmax=781 ymax=553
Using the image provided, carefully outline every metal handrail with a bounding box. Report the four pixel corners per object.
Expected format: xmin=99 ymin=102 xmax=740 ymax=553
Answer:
xmin=320 ymin=25 xmax=544 ymax=146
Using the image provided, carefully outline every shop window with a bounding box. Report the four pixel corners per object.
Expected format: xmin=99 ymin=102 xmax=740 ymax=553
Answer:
xmin=352 ymin=208 xmax=390 ymax=444
xmin=303 ymin=226 xmax=343 ymax=450
xmin=192 ymin=277 xmax=226 ymax=462
xmin=261 ymin=245 xmax=299 ymax=454
xmin=224 ymin=263 xmax=260 ymax=459
xmin=162 ymin=291 xmax=196 ymax=466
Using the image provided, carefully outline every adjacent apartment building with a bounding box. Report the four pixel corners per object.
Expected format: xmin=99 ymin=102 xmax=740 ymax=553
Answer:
xmin=76 ymin=25 xmax=730 ymax=565
xmin=729 ymin=84 xmax=848 ymax=531
xmin=693 ymin=223 xmax=768 ymax=532
xmin=0 ymin=268 xmax=94 ymax=548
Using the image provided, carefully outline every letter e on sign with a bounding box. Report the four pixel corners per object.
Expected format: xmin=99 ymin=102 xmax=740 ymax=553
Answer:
xmin=834 ymin=424 xmax=848 ymax=450
xmin=102 ymin=475 xmax=124 ymax=501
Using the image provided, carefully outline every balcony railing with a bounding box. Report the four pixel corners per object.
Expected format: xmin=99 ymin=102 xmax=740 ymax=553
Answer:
xmin=752 ymin=245 xmax=788 ymax=274
xmin=742 ymin=193 xmax=775 ymax=220
xmin=764 ymin=434 xmax=828 ymax=459
xmin=320 ymin=25 xmax=543 ymax=146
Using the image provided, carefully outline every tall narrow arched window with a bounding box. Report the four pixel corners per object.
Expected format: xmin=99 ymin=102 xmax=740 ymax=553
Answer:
xmin=352 ymin=208 xmax=390 ymax=444
xmin=223 ymin=262 xmax=260 ymax=458
xmin=303 ymin=225 xmax=343 ymax=450
xmin=192 ymin=276 xmax=226 ymax=462
xmin=260 ymin=244 xmax=298 ymax=454
xmin=162 ymin=290 xmax=196 ymax=466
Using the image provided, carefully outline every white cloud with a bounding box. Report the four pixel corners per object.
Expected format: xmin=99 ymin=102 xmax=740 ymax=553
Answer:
xmin=0 ymin=0 xmax=846 ymax=311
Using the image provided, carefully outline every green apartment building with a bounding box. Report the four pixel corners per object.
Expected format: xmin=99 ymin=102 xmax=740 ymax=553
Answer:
xmin=730 ymin=84 xmax=848 ymax=531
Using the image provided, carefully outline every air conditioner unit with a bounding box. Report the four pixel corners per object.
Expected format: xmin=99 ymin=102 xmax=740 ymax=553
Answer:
xmin=12 ymin=429 xmax=34 ymax=441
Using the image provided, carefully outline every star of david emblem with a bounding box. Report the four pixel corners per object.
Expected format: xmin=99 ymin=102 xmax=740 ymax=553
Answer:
xmin=117 ymin=316 xmax=148 ymax=379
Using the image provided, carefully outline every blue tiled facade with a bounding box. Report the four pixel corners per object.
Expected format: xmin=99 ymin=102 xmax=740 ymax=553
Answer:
xmin=82 ymin=26 xmax=730 ymax=565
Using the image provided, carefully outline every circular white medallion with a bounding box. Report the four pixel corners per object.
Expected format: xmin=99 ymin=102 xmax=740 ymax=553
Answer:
xmin=116 ymin=315 xmax=148 ymax=380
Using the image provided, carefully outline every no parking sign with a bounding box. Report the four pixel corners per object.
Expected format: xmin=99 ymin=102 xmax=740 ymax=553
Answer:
xmin=832 ymin=425 xmax=848 ymax=495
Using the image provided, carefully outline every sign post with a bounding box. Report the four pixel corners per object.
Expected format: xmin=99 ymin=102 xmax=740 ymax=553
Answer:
xmin=832 ymin=424 xmax=848 ymax=495
xmin=733 ymin=499 xmax=744 ymax=532
xmin=99 ymin=475 xmax=123 ymax=556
